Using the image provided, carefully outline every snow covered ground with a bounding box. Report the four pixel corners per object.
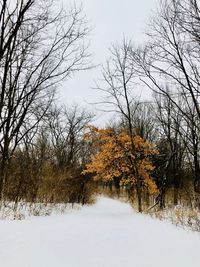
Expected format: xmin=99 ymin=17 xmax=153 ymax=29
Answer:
xmin=0 ymin=197 xmax=200 ymax=267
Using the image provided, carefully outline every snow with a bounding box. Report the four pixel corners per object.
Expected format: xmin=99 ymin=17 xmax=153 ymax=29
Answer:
xmin=0 ymin=197 xmax=200 ymax=267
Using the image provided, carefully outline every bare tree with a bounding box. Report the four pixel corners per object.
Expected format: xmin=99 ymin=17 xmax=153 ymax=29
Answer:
xmin=0 ymin=0 xmax=90 ymax=199
xmin=130 ymin=0 xmax=200 ymax=195
xmin=47 ymin=104 xmax=93 ymax=171
xmin=128 ymin=101 xmax=157 ymax=143
xmin=96 ymin=40 xmax=154 ymax=212
xmin=155 ymin=92 xmax=186 ymax=206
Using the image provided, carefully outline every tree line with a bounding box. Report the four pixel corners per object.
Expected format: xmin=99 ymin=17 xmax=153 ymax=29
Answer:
xmin=91 ymin=0 xmax=200 ymax=211
xmin=1 ymin=0 xmax=200 ymax=214
xmin=0 ymin=0 xmax=94 ymax=209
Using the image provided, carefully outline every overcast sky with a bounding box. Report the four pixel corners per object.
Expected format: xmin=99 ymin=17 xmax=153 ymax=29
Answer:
xmin=59 ymin=0 xmax=158 ymax=124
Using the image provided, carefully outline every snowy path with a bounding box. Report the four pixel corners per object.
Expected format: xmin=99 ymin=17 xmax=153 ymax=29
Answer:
xmin=0 ymin=197 xmax=200 ymax=267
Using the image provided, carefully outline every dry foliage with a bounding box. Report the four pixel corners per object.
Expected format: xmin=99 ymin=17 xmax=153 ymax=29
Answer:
xmin=82 ymin=126 xmax=159 ymax=196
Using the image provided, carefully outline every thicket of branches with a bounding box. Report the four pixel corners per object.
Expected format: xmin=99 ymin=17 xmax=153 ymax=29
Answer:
xmin=92 ymin=0 xmax=200 ymax=212
xmin=1 ymin=0 xmax=200 ymax=218
xmin=0 ymin=0 xmax=95 ymax=209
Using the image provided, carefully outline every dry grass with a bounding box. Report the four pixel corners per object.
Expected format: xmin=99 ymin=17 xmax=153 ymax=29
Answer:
xmin=147 ymin=205 xmax=200 ymax=232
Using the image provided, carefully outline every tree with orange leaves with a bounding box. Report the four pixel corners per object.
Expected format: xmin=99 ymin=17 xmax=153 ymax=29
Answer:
xmin=82 ymin=126 xmax=159 ymax=212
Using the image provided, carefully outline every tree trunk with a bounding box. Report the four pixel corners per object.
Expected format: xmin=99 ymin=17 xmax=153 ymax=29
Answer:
xmin=194 ymin=161 xmax=200 ymax=194
xmin=136 ymin=179 xmax=142 ymax=212
xmin=173 ymin=173 xmax=180 ymax=206
xmin=0 ymin=159 xmax=8 ymax=203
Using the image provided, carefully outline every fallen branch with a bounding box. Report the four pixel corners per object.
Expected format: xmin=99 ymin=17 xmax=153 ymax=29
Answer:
xmin=145 ymin=201 xmax=159 ymax=212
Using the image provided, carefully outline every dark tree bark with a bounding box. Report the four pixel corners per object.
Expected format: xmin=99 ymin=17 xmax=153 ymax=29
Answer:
xmin=0 ymin=0 xmax=90 ymax=200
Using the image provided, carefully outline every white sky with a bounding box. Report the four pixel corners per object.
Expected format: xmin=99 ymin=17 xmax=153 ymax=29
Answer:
xmin=59 ymin=0 xmax=158 ymax=124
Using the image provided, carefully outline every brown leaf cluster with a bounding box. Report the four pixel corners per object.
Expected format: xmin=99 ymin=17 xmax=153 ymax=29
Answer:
xmin=82 ymin=127 xmax=159 ymax=194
